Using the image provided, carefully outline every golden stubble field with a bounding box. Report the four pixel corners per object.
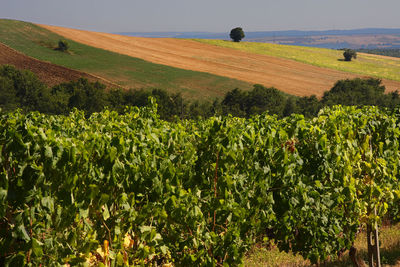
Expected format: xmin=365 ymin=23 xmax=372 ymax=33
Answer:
xmin=40 ymin=24 xmax=400 ymax=97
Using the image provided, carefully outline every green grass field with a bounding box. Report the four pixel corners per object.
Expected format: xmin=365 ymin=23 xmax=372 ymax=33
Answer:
xmin=0 ymin=19 xmax=251 ymax=99
xmin=196 ymin=39 xmax=400 ymax=82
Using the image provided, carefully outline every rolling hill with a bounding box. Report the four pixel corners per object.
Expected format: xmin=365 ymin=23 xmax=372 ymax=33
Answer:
xmin=0 ymin=42 xmax=117 ymax=88
xmin=39 ymin=23 xmax=400 ymax=97
xmin=196 ymin=39 xmax=400 ymax=82
xmin=0 ymin=19 xmax=251 ymax=99
xmin=1 ymin=19 xmax=399 ymax=98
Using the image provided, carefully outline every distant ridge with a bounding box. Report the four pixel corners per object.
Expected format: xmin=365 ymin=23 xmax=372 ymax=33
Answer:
xmin=116 ymin=28 xmax=400 ymax=49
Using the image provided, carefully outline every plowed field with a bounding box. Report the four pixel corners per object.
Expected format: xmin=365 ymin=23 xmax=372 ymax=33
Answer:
xmin=0 ymin=42 xmax=117 ymax=88
xmin=40 ymin=24 xmax=400 ymax=97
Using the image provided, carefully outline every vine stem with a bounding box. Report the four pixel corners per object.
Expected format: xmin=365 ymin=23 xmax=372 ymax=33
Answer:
xmin=373 ymin=206 xmax=381 ymax=267
xmin=213 ymin=151 xmax=219 ymax=232
xmin=27 ymin=206 xmax=33 ymax=264
xmin=102 ymin=220 xmax=112 ymax=248
xmin=214 ymin=151 xmax=219 ymax=198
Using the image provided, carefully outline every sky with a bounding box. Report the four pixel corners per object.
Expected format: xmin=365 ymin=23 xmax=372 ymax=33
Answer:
xmin=1 ymin=0 xmax=400 ymax=33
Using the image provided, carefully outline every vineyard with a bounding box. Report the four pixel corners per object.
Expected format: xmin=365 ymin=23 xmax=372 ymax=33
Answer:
xmin=1 ymin=103 xmax=400 ymax=266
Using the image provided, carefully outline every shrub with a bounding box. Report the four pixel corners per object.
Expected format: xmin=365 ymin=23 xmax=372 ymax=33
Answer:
xmin=57 ymin=40 xmax=69 ymax=52
xmin=343 ymin=49 xmax=357 ymax=61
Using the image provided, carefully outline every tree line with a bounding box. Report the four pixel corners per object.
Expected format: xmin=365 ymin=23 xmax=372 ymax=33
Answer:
xmin=1 ymin=64 xmax=399 ymax=120
xmin=357 ymin=48 xmax=400 ymax=58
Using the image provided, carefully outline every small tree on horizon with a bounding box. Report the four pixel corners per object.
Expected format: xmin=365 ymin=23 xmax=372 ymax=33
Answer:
xmin=343 ymin=49 xmax=357 ymax=61
xmin=230 ymin=27 xmax=245 ymax=42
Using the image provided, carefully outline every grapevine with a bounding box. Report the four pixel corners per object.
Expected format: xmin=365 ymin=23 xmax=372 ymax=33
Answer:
xmin=1 ymin=104 xmax=400 ymax=266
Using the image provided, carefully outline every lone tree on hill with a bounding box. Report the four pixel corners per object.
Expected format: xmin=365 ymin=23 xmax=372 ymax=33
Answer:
xmin=230 ymin=27 xmax=245 ymax=42
xmin=343 ymin=49 xmax=357 ymax=61
xmin=57 ymin=40 xmax=70 ymax=52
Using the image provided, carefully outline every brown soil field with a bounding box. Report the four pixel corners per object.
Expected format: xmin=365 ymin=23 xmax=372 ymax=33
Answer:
xmin=0 ymin=42 xmax=118 ymax=88
xmin=40 ymin=24 xmax=400 ymax=97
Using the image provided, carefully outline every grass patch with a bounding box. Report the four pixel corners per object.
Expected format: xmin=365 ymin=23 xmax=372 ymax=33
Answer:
xmin=245 ymin=223 xmax=400 ymax=266
xmin=245 ymin=243 xmax=310 ymax=267
xmin=195 ymin=39 xmax=400 ymax=82
xmin=0 ymin=19 xmax=251 ymax=99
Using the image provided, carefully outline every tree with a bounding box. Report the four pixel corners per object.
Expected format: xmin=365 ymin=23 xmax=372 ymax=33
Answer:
xmin=230 ymin=27 xmax=245 ymax=42
xmin=283 ymin=97 xmax=298 ymax=117
xmin=0 ymin=64 xmax=48 ymax=112
xmin=246 ymin=84 xmax=285 ymax=117
xmin=221 ymin=88 xmax=247 ymax=117
xmin=57 ymin=40 xmax=70 ymax=52
xmin=322 ymin=78 xmax=385 ymax=106
xmin=296 ymin=95 xmax=322 ymax=118
xmin=343 ymin=49 xmax=357 ymax=61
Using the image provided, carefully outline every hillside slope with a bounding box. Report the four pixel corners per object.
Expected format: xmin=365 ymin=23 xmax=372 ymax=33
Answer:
xmin=0 ymin=42 xmax=117 ymax=88
xmin=197 ymin=39 xmax=400 ymax=82
xmin=40 ymin=24 xmax=400 ymax=97
xmin=0 ymin=19 xmax=250 ymax=99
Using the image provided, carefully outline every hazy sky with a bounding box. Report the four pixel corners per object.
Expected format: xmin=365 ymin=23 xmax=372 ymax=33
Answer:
xmin=1 ymin=0 xmax=400 ymax=33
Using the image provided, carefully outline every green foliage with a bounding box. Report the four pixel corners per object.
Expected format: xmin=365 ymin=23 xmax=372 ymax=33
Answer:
xmin=0 ymin=65 xmax=201 ymax=120
xmin=120 ymin=88 xmax=186 ymax=120
xmin=2 ymin=65 xmax=399 ymax=122
xmin=230 ymin=27 xmax=245 ymax=42
xmin=295 ymin=95 xmax=322 ymax=118
xmin=221 ymin=84 xmax=286 ymax=117
xmin=221 ymin=88 xmax=247 ymax=117
xmin=220 ymin=78 xmax=400 ymax=119
xmin=321 ymin=78 xmax=399 ymax=107
xmin=247 ymin=84 xmax=286 ymax=116
xmin=343 ymin=48 xmax=357 ymax=61
xmin=52 ymin=78 xmax=107 ymax=114
xmin=56 ymin=39 xmax=69 ymax=52
xmin=1 ymin=105 xmax=400 ymax=265
xmin=0 ymin=73 xmax=19 ymax=112
xmin=357 ymin=48 xmax=400 ymax=58
xmin=0 ymin=65 xmax=52 ymax=113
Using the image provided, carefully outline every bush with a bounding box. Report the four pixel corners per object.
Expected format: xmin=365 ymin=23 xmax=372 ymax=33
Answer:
xmin=57 ymin=40 xmax=69 ymax=52
xmin=343 ymin=49 xmax=357 ymax=61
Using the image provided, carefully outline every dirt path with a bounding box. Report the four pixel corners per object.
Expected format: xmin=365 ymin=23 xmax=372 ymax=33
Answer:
xmin=40 ymin=24 xmax=400 ymax=96
xmin=0 ymin=42 xmax=119 ymax=88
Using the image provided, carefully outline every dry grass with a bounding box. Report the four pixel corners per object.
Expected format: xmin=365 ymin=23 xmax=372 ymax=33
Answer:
xmin=245 ymin=223 xmax=400 ymax=267
xmin=196 ymin=40 xmax=400 ymax=82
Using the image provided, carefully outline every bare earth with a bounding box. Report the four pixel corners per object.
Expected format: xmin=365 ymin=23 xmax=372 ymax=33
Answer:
xmin=40 ymin=24 xmax=400 ymax=97
xmin=0 ymin=42 xmax=118 ymax=88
